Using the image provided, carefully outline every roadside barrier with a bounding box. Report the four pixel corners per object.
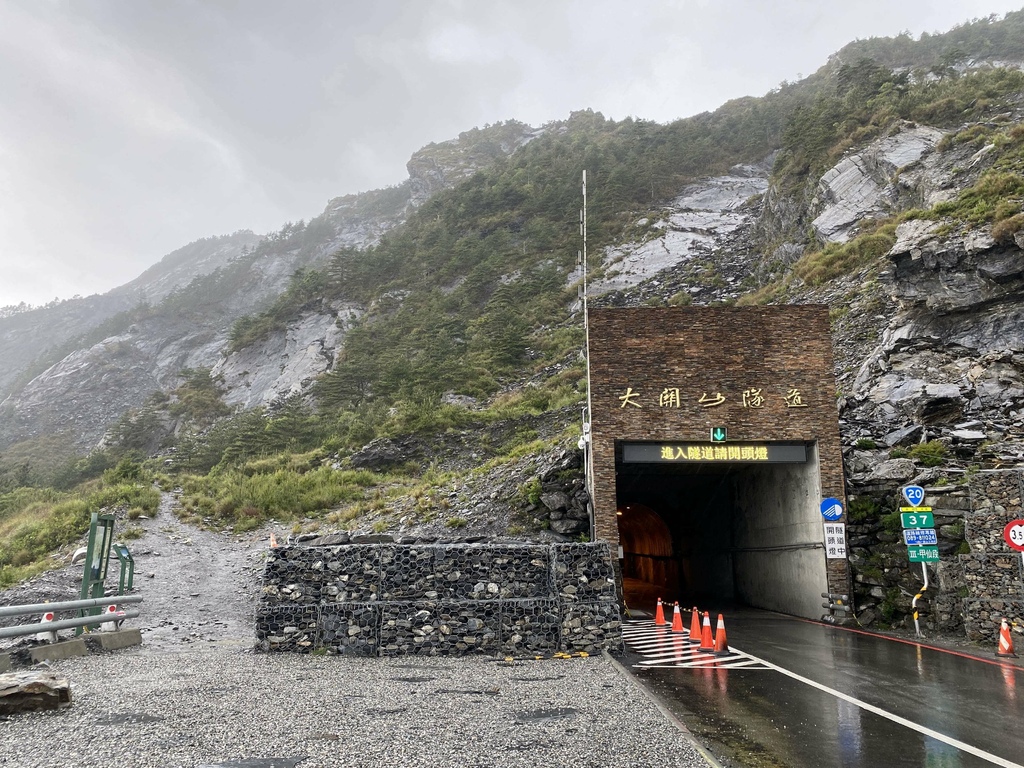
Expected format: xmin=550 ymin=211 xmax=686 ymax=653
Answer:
xmin=996 ymin=618 xmax=1017 ymax=658
xmin=699 ymin=611 xmax=714 ymax=651
xmin=670 ymin=602 xmax=684 ymax=633
xmin=713 ymin=614 xmax=730 ymax=656
xmin=654 ymin=598 xmax=665 ymax=626
xmin=688 ymin=607 xmax=701 ymax=644
xmin=0 ymin=595 xmax=142 ymax=640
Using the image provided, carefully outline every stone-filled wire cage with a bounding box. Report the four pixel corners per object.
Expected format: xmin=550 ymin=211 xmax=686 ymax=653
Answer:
xmin=255 ymin=542 xmax=623 ymax=656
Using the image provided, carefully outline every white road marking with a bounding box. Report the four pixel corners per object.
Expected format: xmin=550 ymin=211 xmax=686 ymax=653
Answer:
xmin=622 ymin=620 xmax=771 ymax=670
xmin=623 ymin=620 xmax=1023 ymax=768
xmin=742 ymin=650 xmax=1024 ymax=768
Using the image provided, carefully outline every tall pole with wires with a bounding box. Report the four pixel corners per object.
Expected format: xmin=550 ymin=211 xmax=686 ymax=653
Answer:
xmin=580 ymin=170 xmax=596 ymax=540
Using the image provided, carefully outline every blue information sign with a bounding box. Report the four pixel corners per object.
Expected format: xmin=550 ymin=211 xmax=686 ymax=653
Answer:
xmin=820 ymin=497 xmax=844 ymax=521
xmin=902 ymin=485 xmax=925 ymax=507
xmin=903 ymin=528 xmax=938 ymax=546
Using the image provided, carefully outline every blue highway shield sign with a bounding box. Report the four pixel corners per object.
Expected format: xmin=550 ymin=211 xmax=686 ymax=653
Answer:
xmin=902 ymin=485 xmax=925 ymax=507
xmin=903 ymin=528 xmax=938 ymax=546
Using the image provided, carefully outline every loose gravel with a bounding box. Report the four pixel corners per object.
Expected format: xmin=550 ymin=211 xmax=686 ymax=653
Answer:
xmin=2 ymin=494 xmax=714 ymax=767
xmin=3 ymin=651 xmax=711 ymax=767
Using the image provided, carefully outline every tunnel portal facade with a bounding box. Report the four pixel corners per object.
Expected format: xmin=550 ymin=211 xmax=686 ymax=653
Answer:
xmin=587 ymin=306 xmax=851 ymax=619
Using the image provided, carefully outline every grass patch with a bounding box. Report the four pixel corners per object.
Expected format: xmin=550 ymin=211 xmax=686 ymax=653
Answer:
xmin=178 ymin=462 xmax=387 ymax=532
xmin=0 ymin=477 xmax=160 ymax=588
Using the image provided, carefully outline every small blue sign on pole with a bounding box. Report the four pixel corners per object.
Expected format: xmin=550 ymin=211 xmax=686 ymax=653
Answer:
xmin=903 ymin=528 xmax=938 ymax=546
xmin=902 ymin=485 xmax=925 ymax=507
xmin=820 ymin=497 xmax=844 ymax=521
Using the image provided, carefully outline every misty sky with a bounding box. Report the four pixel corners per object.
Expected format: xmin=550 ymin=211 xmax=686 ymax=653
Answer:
xmin=1 ymin=0 xmax=1022 ymax=308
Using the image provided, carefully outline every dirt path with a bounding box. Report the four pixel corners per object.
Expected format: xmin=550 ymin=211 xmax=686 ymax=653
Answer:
xmin=1 ymin=491 xmax=268 ymax=653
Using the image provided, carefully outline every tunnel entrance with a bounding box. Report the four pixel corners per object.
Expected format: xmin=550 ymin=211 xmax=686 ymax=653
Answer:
xmin=615 ymin=441 xmax=828 ymax=619
xmin=586 ymin=306 xmax=852 ymax=622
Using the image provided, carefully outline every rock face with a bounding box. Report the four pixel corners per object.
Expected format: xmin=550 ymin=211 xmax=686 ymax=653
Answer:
xmin=0 ymin=124 xmax=532 ymax=449
xmin=812 ymin=125 xmax=946 ymax=243
xmin=212 ymin=303 xmax=362 ymax=410
xmin=589 ymin=161 xmax=771 ymax=298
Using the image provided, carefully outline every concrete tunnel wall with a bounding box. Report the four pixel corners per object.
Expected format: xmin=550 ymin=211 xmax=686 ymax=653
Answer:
xmin=732 ymin=445 xmax=827 ymax=619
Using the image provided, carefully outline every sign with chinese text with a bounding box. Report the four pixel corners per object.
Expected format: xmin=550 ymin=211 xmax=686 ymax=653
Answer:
xmin=614 ymin=385 xmax=813 ymax=411
xmin=823 ymin=522 xmax=847 ymax=559
xmin=901 ymin=512 xmax=934 ymax=529
xmin=907 ymin=545 xmax=940 ymax=563
xmin=903 ymin=528 xmax=938 ymax=546
xmin=621 ymin=443 xmax=807 ymax=464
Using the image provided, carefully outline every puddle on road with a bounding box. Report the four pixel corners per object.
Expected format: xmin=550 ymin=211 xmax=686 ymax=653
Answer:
xmin=197 ymin=760 xmax=306 ymax=768
xmin=514 ymin=707 xmax=577 ymax=724
xmin=94 ymin=712 xmax=165 ymax=725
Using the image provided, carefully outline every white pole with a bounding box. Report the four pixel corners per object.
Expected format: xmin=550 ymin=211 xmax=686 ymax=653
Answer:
xmin=581 ymin=170 xmax=596 ymax=541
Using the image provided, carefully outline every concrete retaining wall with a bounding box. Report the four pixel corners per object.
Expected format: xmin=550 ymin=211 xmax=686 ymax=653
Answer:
xmin=256 ymin=542 xmax=623 ymax=656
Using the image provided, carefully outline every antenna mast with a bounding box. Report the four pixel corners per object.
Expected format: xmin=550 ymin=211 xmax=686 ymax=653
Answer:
xmin=580 ymin=170 xmax=595 ymax=540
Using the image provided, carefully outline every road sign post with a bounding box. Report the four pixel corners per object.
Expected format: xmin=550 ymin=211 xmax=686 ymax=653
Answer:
xmin=900 ymin=486 xmax=935 ymax=595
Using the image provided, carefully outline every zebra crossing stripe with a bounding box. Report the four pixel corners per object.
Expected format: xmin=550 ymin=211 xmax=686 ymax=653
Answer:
xmin=623 ymin=619 xmax=771 ymax=670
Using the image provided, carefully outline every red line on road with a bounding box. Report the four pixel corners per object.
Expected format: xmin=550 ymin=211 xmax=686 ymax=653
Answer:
xmin=794 ymin=616 xmax=1024 ymax=672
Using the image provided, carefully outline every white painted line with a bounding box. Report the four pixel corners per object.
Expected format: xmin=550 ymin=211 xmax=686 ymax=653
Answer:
xmin=636 ymin=659 xmax=769 ymax=670
xmin=743 ymin=651 xmax=1024 ymax=768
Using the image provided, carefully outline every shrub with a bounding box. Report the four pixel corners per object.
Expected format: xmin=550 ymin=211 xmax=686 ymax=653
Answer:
xmin=908 ymin=440 xmax=947 ymax=467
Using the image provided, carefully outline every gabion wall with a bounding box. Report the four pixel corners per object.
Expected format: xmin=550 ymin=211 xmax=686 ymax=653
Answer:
xmin=256 ymin=542 xmax=623 ymax=656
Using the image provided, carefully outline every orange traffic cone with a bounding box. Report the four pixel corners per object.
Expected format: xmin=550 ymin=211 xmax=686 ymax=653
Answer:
xmin=713 ymin=613 xmax=731 ymax=656
xmin=996 ymin=618 xmax=1017 ymax=658
xmin=688 ymin=607 xmax=701 ymax=644
xmin=671 ymin=602 xmax=684 ymax=632
xmin=699 ymin=611 xmax=714 ymax=651
xmin=654 ymin=598 xmax=666 ymax=626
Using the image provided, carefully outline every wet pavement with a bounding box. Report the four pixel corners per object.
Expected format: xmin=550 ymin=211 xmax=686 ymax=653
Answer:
xmin=626 ymin=609 xmax=1024 ymax=768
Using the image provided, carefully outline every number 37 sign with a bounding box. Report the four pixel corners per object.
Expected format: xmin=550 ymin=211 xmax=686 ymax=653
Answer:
xmin=1005 ymin=519 xmax=1024 ymax=552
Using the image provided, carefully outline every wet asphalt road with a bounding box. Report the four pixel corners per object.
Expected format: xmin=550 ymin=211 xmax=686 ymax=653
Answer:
xmin=627 ymin=609 xmax=1024 ymax=768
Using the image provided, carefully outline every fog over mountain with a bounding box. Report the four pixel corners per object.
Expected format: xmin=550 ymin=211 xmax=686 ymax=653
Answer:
xmin=2 ymin=0 xmax=1022 ymax=307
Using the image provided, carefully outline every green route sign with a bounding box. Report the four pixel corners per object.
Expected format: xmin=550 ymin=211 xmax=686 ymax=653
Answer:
xmin=901 ymin=511 xmax=934 ymax=529
xmin=908 ymin=545 xmax=940 ymax=563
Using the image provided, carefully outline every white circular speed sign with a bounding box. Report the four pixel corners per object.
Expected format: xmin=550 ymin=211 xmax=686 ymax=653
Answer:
xmin=1005 ymin=519 xmax=1024 ymax=552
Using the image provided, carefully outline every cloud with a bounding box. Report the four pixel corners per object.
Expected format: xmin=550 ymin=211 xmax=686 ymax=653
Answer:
xmin=1 ymin=0 xmax=1022 ymax=307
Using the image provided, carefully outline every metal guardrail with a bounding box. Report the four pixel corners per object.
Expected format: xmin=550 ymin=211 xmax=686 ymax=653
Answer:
xmin=0 ymin=595 xmax=143 ymax=640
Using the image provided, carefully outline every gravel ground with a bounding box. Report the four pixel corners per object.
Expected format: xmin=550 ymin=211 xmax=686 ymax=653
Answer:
xmin=2 ymin=494 xmax=715 ymax=767
xmin=3 ymin=652 xmax=713 ymax=768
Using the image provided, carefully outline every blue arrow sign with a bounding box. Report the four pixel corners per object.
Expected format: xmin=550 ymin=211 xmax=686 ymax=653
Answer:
xmin=902 ymin=485 xmax=925 ymax=507
xmin=820 ymin=497 xmax=844 ymax=521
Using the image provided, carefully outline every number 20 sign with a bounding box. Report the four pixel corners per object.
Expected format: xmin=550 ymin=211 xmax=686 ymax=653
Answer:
xmin=1005 ymin=519 xmax=1024 ymax=552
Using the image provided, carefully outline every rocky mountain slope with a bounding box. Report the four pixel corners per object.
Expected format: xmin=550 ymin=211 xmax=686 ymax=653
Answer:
xmin=0 ymin=121 xmax=539 ymax=449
